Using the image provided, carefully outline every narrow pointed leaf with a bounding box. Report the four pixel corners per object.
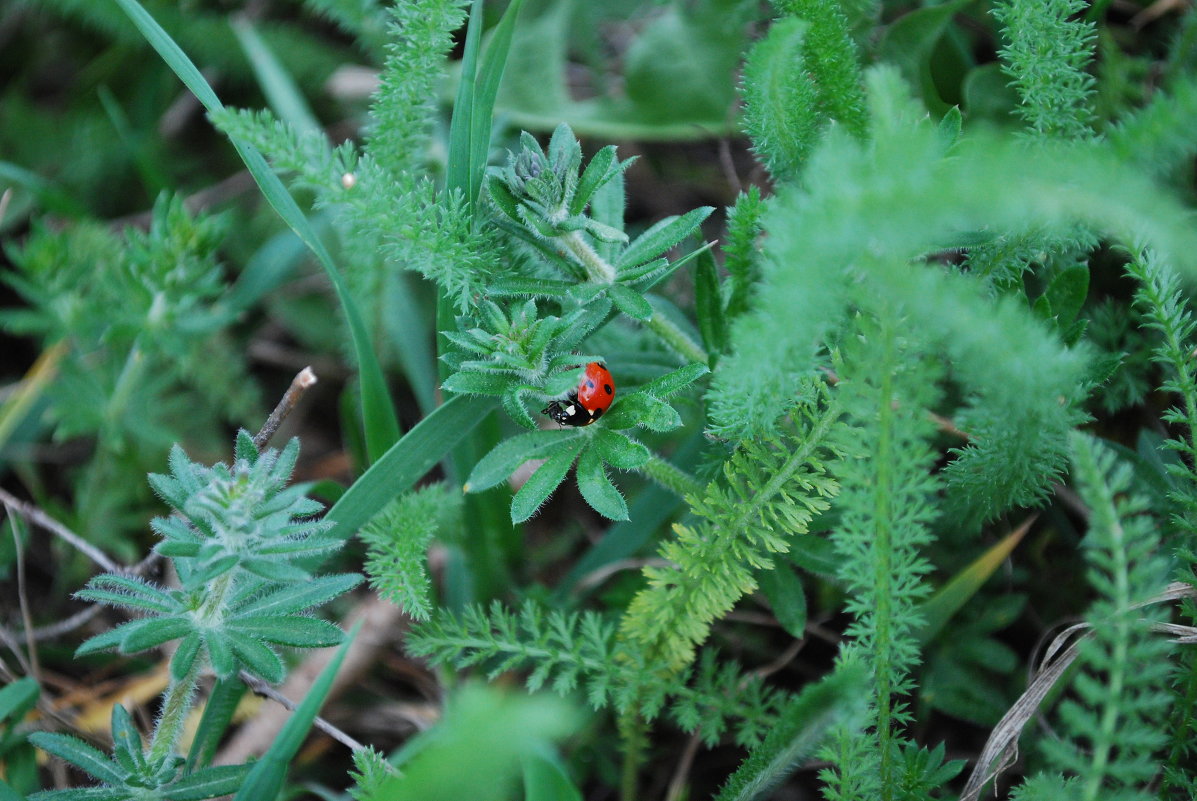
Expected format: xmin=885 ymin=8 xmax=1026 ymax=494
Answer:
xmin=511 ymin=438 xmax=587 ymax=523
xmin=187 ymin=678 xmax=246 ymax=772
xmin=616 ymin=207 xmax=715 ymax=270
xmin=467 ymin=430 xmax=583 ymax=493
xmin=168 ymin=764 xmax=251 ymax=801
xmin=229 ymin=616 xmax=344 ymax=648
xmin=607 ymin=284 xmax=653 ymax=320
xmin=121 ymin=616 xmax=193 ymax=653
xmin=327 ymin=395 xmax=493 ymax=540
xmin=575 ymin=447 xmax=628 ymax=521
xmin=225 ymin=632 xmax=285 ymax=683
xmin=234 ymin=574 xmax=363 ymax=617
xmin=27 ymin=733 xmax=126 ymax=785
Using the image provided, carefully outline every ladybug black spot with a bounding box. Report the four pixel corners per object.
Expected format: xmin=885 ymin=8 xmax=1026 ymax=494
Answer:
xmin=603 ymin=384 xmax=613 ymax=394
xmin=592 ymin=407 xmax=603 ymax=419
xmin=586 ymin=380 xmax=595 ymax=390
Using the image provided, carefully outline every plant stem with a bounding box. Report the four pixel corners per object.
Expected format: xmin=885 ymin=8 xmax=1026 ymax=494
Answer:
xmin=644 ymin=311 xmax=708 ymax=365
xmin=558 ymin=231 xmax=617 ymax=283
xmin=873 ymin=321 xmax=896 ymax=801
xmin=618 ymin=709 xmax=648 ymax=801
xmin=637 ymin=454 xmax=704 ymax=499
xmin=147 ymin=659 xmax=201 ymax=766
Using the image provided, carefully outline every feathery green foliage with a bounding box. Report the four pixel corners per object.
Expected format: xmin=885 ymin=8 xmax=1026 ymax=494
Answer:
xmin=360 ymin=484 xmax=462 ymax=621
xmin=740 ymin=18 xmax=819 ymax=183
xmin=1126 ymin=248 xmax=1197 ymax=533
xmin=1025 ymin=434 xmax=1172 ymax=800
xmin=818 ymin=311 xmax=943 ymax=801
xmin=407 ymin=600 xmax=786 ymax=748
xmin=618 ymin=389 xmax=841 ymax=671
xmin=771 ymin=0 xmax=869 ymax=139
xmin=992 ymin=0 xmax=1096 ymax=140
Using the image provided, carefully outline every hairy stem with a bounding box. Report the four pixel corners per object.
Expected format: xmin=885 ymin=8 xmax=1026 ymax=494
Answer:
xmin=557 ymin=230 xmax=617 ymax=283
xmin=147 ymin=659 xmax=201 ymax=766
xmin=644 ymin=311 xmax=709 ymax=365
xmin=637 ymin=454 xmax=704 ymax=499
xmin=618 ymin=709 xmax=648 ymax=801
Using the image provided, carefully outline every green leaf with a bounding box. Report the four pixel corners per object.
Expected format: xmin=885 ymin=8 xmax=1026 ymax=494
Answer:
xmin=447 ymin=0 xmax=526 ymax=208
xmin=231 ymin=18 xmax=320 ymax=137
xmin=570 ymin=146 xmax=620 ymax=216
xmin=171 ymin=633 xmax=203 ymax=681
xmin=1035 ymin=263 xmax=1089 ymax=327
xmin=489 ymin=277 xmax=575 ymax=297
xmin=640 ymin=362 xmax=710 ymax=398
xmin=168 ymin=764 xmax=250 ymax=801
xmin=521 ymin=748 xmax=582 ymax=801
xmin=466 ymin=430 xmax=583 ymax=493
xmin=575 ymin=447 xmax=628 ymax=521
xmin=757 ymin=567 xmax=807 ymax=639
xmin=499 ymin=387 xmax=539 ymax=431
xmin=0 ymin=678 xmax=38 ymax=724
xmin=120 ymin=616 xmax=192 ymax=653
xmin=75 ymin=627 xmax=127 ymax=657
xmin=443 ymin=371 xmax=510 ymax=396
xmin=234 ymin=574 xmax=363 ymax=617
xmin=26 ymin=787 xmax=129 ymax=800
xmin=327 ymin=395 xmax=493 ymax=540
xmin=694 ymin=249 xmax=727 ymax=359
xmin=232 ymin=622 xmax=361 ymax=801
xmin=186 ymin=678 xmax=245 ymax=772
xmin=109 ymin=705 xmax=144 ymax=777
xmin=916 ymin=518 xmax=1031 ymax=645
xmin=607 ymin=284 xmax=653 ymax=320
xmin=240 ymin=558 xmax=311 ymax=583
xmin=111 ymin=0 xmax=400 ymax=464
xmin=27 ymin=733 xmax=125 ymax=785
xmin=229 ymin=616 xmax=344 ymax=648
xmin=616 ymin=207 xmax=714 ymax=271
xmin=207 ymin=634 xmax=236 ymax=680
xmin=593 ymin=429 xmax=651 ymax=469
xmin=511 ymin=438 xmax=587 ymax=523
xmin=877 ymin=0 xmax=973 ymax=115
xmin=225 ymin=631 xmax=284 ymax=683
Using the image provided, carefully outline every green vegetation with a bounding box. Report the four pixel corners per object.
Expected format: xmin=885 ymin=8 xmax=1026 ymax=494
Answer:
xmin=3 ymin=0 xmax=1197 ymax=798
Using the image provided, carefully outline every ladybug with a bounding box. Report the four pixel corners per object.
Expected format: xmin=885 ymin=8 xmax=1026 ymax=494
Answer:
xmin=542 ymin=362 xmax=615 ymax=427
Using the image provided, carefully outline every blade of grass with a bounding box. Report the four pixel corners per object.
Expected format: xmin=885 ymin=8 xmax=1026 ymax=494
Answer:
xmin=916 ymin=516 xmax=1033 ymax=645
xmin=231 ymin=17 xmax=322 ymax=137
xmin=232 ymin=621 xmax=362 ymax=801
xmin=446 ymin=0 xmax=484 ymax=204
xmin=440 ymin=0 xmax=528 ymax=598
xmin=326 ymin=394 xmax=494 ymax=540
xmin=113 ymin=0 xmax=401 ymax=462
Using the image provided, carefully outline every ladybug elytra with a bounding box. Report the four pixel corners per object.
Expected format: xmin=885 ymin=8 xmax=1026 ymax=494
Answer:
xmin=542 ymin=362 xmax=615 ymax=427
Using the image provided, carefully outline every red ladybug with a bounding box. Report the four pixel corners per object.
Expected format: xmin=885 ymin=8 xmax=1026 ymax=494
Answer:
xmin=542 ymin=362 xmax=615 ymax=427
